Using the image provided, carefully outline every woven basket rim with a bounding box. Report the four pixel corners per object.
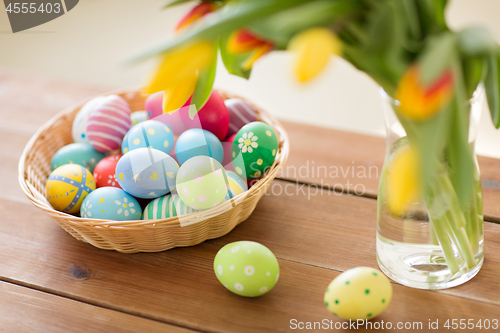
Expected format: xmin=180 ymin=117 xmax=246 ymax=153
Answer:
xmin=18 ymin=88 xmax=290 ymax=229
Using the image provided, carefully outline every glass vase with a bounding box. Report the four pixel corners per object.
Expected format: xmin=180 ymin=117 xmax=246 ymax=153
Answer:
xmin=376 ymin=87 xmax=484 ymax=290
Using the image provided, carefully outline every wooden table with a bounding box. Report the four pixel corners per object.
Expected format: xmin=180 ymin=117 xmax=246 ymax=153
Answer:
xmin=2 ymin=67 xmax=500 ymax=332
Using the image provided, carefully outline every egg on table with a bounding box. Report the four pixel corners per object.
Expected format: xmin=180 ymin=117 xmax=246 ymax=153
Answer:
xmin=231 ymin=122 xmax=279 ymax=180
xmin=121 ymin=120 xmax=174 ymax=155
xmin=213 ymin=241 xmax=280 ymax=297
xmin=46 ymin=164 xmax=96 ymax=214
xmin=80 ymin=187 xmax=142 ymax=220
xmin=72 ymin=96 xmax=105 ymax=143
xmin=143 ymin=193 xmax=196 ymax=220
xmin=176 ymin=156 xmax=228 ymax=210
xmin=87 ymin=95 xmax=132 ymax=152
xmin=226 ymin=171 xmax=248 ymax=199
xmin=175 ymin=128 xmax=223 ymax=165
xmin=115 ymin=147 xmax=179 ymax=199
xmin=324 ymin=267 xmax=392 ymax=321
xmin=180 ymin=91 xmax=229 ymax=141
xmin=130 ymin=111 xmax=149 ymax=126
xmin=224 ymin=98 xmax=257 ymax=138
xmin=93 ymin=155 xmax=122 ymax=188
xmin=51 ymin=143 xmax=107 ymax=173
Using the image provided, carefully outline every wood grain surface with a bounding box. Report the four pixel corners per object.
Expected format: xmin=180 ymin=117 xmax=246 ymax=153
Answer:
xmin=2 ymin=68 xmax=500 ymax=332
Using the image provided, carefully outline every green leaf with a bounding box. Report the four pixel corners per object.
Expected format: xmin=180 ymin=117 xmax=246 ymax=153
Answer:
xmin=418 ymin=32 xmax=456 ymax=85
xmin=131 ymin=0 xmax=310 ymax=63
xmin=458 ymin=26 xmax=497 ymax=56
xmin=433 ymin=0 xmax=448 ymax=29
xmin=190 ymin=46 xmax=218 ymax=118
xmin=162 ymin=0 xmax=196 ymax=9
xmin=219 ymin=34 xmax=252 ymax=79
xmin=462 ymin=56 xmax=486 ymax=99
xmin=485 ymin=53 xmax=500 ymax=128
xmin=400 ymin=0 xmax=421 ymax=41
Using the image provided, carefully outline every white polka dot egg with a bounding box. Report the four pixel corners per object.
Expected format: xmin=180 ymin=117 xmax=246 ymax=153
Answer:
xmin=80 ymin=187 xmax=142 ymax=220
xmin=214 ymin=241 xmax=280 ymax=297
xmin=324 ymin=267 xmax=392 ymax=320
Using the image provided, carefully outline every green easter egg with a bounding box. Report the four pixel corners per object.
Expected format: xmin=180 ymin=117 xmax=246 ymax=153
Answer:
xmin=324 ymin=267 xmax=392 ymax=320
xmin=232 ymin=122 xmax=278 ymax=180
xmin=214 ymin=241 xmax=280 ymax=297
xmin=143 ymin=194 xmax=196 ymax=220
xmin=51 ymin=143 xmax=107 ymax=173
xmin=176 ymin=156 xmax=228 ymax=210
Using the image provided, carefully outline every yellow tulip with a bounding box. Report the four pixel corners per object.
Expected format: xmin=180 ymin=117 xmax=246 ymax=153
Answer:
xmin=288 ymin=27 xmax=342 ymax=83
xmin=386 ymin=146 xmax=421 ymax=216
xmin=144 ymin=40 xmax=215 ymax=95
xmin=162 ymin=74 xmax=198 ymax=113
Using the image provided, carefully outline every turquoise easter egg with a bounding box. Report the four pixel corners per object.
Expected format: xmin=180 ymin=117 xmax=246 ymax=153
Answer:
xmin=51 ymin=143 xmax=107 ymax=173
xmin=214 ymin=241 xmax=280 ymax=297
xmin=176 ymin=156 xmax=228 ymax=210
xmin=232 ymin=122 xmax=278 ymax=180
xmin=80 ymin=187 xmax=141 ymax=220
xmin=175 ymin=129 xmax=223 ymax=165
xmin=115 ymin=148 xmax=179 ymax=199
xmin=46 ymin=164 xmax=96 ymax=214
xmin=143 ymin=194 xmax=196 ymax=220
xmin=122 ymin=120 xmax=174 ymax=155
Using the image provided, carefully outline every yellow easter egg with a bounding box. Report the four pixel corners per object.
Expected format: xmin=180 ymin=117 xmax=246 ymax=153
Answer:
xmin=46 ymin=164 xmax=96 ymax=214
xmin=324 ymin=267 xmax=392 ymax=320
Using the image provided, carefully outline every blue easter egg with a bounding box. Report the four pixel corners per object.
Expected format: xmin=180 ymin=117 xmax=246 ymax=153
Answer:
xmin=115 ymin=148 xmax=179 ymax=199
xmin=121 ymin=120 xmax=174 ymax=155
xmin=80 ymin=187 xmax=142 ymax=220
xmin=51 ymin=143 xmax=107 ymax=173
xmin=175 ymin=129 xmax=223 ymax=165
xmin=226 ymin=170 xmax=248 ymax=199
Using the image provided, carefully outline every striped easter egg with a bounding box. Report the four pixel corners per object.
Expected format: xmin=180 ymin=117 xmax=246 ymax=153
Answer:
xmin=87 ymin=95 xmax=132 ymax=152
xmin=143 ymin=194 xmax=196 ymax=220
xmin=225 ymin=98 xmax=257 ymax=138
xmin=226 ymin=170 xmax=248 ymax=198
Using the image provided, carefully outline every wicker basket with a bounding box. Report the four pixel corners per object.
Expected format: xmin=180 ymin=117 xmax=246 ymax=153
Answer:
xmin=18 ymin=89 xmax=289 ymax=253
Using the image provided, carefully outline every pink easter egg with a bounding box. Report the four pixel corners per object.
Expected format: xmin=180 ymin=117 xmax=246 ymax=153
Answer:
xmin=87 ymin=95 xmax=131 ymax=152
xmin=180 ymin=91 xmax=229 ymax=141
xmin=145 ymin=91 xmax=187 ymax=136
xmin=225 ymin=98 xmax=257 ymax=138
xmin=222 ymin=133 xmax=237 ymax=171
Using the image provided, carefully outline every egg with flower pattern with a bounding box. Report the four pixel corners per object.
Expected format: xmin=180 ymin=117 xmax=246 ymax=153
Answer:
xmin=80 ymin=187 xmax=141 ymax=220
xmin=115 ymin=148 xmax=179 ymax=199
xmin=231 ymin=122 xmax=278 ymax=180
xmin=324 ymin=267 xmax=392 ymax=320
xmin=213 ymin=241 xmax=280 ymax=297
xmin=46 ymin=164 xmax=96 ymax=214
xmin=93 ymin=155 xmax=122 ymax=189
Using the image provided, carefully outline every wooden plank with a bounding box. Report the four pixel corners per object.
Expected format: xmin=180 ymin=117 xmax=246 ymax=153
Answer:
xmin=0 ymin=184 xmax=499 ymax=332
xmin=0 ymin=281 xmax=195 ymax=332
xmin=279 ymin=120 xmax=500 ymax=222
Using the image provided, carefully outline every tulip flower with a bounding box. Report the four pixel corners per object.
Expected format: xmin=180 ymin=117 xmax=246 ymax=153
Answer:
xmin=227 ymin=29 xmax=274 ymax=71
xmin=395 ymin=65 xmax=454 ymax=121
xmin=144 ymin=40 xmax=215 ymax=112
xmin=288 ymin=27 xmax=342 ymax=83
xmin=175 ymin=2 xmax=218 ymax=33
xmin=386 ymin=146 xmax=421 ymax=216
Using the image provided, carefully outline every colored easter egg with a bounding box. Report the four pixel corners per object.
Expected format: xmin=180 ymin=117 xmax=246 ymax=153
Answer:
xmin=175 ymin=129 xmax=223 ymax=165
xmin=176 ymin=156 xmax=228 ymax=210
xmin=145 ymin=91 xmax=187 ymax=136
xmin=80 ymin=187 xmax=141 ymax=220
xmin=225 ymin=98 xmax=257 ymax=138
xmin=214 ymin=241 xmax=280 ymax=297
xmin=143 ymin=194 xmax=196 ymax=220
xmin=180 ymin=91 xmax=229 ymax=141
xmin=232 ymin=122 xmax=278 ymax=180
xmin=324 ymin=267 xmax=392 ymax=320
xmin=130 ymin=111 xmax=149 ymax=126
xmin=226 ymin=171 xmax=248 ymax=199
xmin=46 ymin=164 xmax=96 ymax=214
xmin=121 ymin=120 xmax=175 ymax=155
xmin=115 ymin=148 xmax=179 ymax=199
xmin=51 ymin=143 xmax=106 ymax=173
xmin=222 ymin=133 xmax=237 ymax=171
xmin=93 ymin=155 xmax=122 ymax=188
xmin=87 ymin=95 xmax=132 ymax=152
xmin=72 ymin=96 xmax=105 ymax=143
